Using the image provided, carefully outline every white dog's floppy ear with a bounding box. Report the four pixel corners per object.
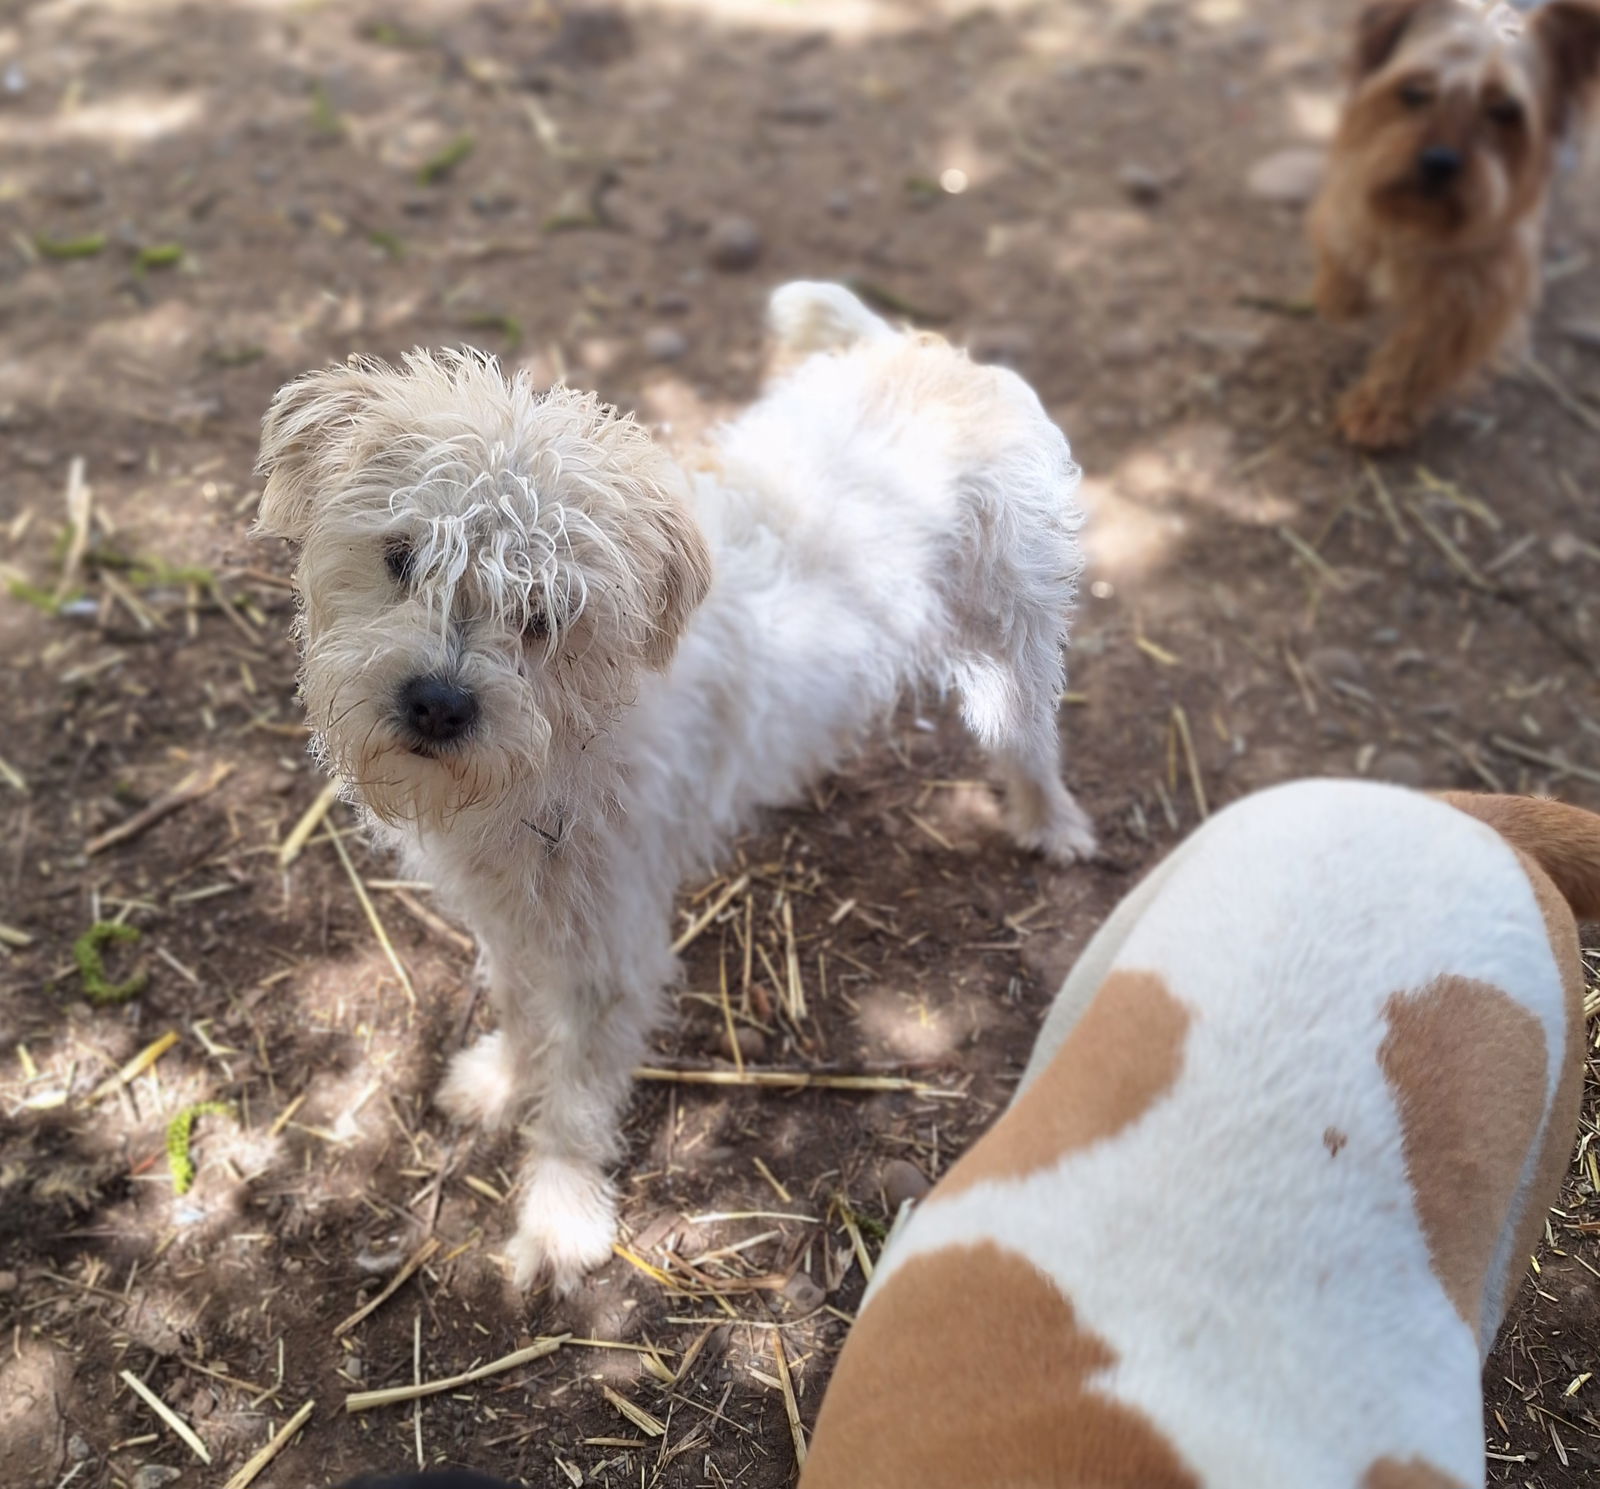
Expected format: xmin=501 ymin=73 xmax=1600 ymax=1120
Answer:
xmin=640 ymin=470 xmax=712 ymax=671
xmin=254 ymin=363 xmax=378 ymax=542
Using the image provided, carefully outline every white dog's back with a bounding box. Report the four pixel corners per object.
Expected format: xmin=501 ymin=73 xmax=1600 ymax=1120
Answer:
xmin=801 ymin=780 xmax=1593 ymax=1488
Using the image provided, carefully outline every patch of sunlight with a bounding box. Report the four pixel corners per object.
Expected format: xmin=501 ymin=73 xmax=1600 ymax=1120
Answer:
xmin=1078 ymin=475 xmax=1189 ymax=585
xmin=853 ymin=987 xmax=958 ymax=1061
xmin=0 ymin=91 xmax=202 ymax=148
xmin=1115 ymin=421 xmax=1297 ymax=528
xmin=1286 ymin=86 xmax=1341 ymax=142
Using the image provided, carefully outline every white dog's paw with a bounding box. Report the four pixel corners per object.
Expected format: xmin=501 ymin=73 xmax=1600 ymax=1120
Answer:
xmin=436 ymin=1031 xmax=519 ymax=1131
xmin=507 ymin=1156 xmax=618 ymax=1297
xmin=1012 ymin=799 xmax=1098 ymax=867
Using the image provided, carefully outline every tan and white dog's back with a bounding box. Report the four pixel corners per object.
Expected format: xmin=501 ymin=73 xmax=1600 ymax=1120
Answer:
xmin=801 ymin=780 xmax=1594 ymax=1489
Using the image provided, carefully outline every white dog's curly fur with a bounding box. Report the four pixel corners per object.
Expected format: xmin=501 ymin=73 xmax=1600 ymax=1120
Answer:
xmin=255 ymin=282 xmax=1094 ymax=1295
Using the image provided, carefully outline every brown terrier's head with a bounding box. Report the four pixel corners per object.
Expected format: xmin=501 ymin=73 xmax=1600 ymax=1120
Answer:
xmin=1333 ymin=0 xmax=1600 ymax=243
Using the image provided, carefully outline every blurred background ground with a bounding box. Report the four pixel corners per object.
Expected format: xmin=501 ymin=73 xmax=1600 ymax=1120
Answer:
xmin=3 ymin=1 xmax=1600 ymax=1485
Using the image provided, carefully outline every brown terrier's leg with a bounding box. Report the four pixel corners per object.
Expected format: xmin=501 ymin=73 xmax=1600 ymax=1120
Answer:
xmin=1338 ymin=273 xmax=1526 ymax=450
xmin=1312 ymin=253 xmax=1371 ymax=325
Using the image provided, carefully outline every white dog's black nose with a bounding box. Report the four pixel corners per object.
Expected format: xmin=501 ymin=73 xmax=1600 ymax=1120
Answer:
xmin=400 ymin=675 xmax=479 ymax=744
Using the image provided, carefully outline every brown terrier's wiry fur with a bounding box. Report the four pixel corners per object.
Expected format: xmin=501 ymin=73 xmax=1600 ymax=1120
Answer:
xmin=1310 ymin=0 xmax=1600 ymax=449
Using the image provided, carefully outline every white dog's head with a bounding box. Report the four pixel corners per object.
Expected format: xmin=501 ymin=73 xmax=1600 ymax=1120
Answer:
xmin=255 ymin=350 xmax=712 ymax=827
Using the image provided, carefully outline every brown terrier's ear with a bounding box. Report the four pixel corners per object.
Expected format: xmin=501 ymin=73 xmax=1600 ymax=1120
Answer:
xmin=254 ymin=363 xmax=378 ymax=543
xmin=1533 ymin=0 xmax=1600 ymax=135
xmin=1350 ymin=0 xmax=1450 ymax=78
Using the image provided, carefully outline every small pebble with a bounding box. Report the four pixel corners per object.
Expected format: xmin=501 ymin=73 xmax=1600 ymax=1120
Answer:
xmin=826 ymin=188 xmax=852 ymax=217
xmin=67 ymin=1434 xmax=89 ymax=1461
xmin=881 ymin=1158 xmax=932 ymax=1210
xmin=781 ymin=1271 xmax=827 ymax=1311
xmin=1370 ymin=750 xmax=1426 ymax=788
xmin=707 ymin=215 xmax=762 ymax=272
xmin=718 ymin=1025 xmax=767 ymax=1063
xmin=0 ymin=1269 xmax=18 ymax=1293
xmin=643 ymin=326 xmax=689 ymax=363
xmin=1117 ymin=162 xmax=1169 ymax=204
xmin=653 ymin=289 xmax=692 ymax=315
xmin=1305 ymin=646 xmax=1366 ymax=685
xmin=131 ymin=1468 xmax=183 ymax=1489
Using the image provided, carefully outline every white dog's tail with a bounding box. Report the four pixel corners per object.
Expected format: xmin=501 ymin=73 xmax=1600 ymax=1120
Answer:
xmin=768 ymin=281 xmax=895 ymax=356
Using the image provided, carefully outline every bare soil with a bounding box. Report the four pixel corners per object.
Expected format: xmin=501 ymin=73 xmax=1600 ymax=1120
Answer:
xmin=2 ymin=2 xmax=1600 ymax=1486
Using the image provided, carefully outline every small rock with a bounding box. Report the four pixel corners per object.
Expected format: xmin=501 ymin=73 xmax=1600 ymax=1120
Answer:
xmin=115 ymin=448 xmax=140 ymax=470
xmin=1185 ymin=324 xmax=1266 ymax=357
xmin=781 ymin=1271 xmax=827 ymax=1311
xmin=132 ymin=1467 xmax=183 ymax=1489
xmin=3 ymin=62 xmax=26 ymax=95
xmin=880 ymin=1158 xmax=932 ymax=1210
xmin=765 ymin=95 xmax=835 ymax=124
xmin=706 ymin=215 xmax=762 ymax=272
xmin=718 ymin=1025 xmax=767 ymax=1063
xmin=470 ymin=189 xmax=518 ymax=216
xmin=826 ymin=188 xmax=852 ymax=217
xmin=969 ymin=325 xmax=1034 ymax=367
xmin=653 ymin=289 xmax=692 ymax=315
xmin=1368 ymin=627 xmax=1401 ymax=645
xmin=0 ymin=1269 xmax=18 ymax=1294
xmin=643 ymin=326 xmax=689 ymax=363
xmin=67 ymin=1434 xmax=89 ymax=1461
xmin=1305 ymin=646 xmax=1366 ymax=685
xmin=1550 ymin=531 xmax=1591 ymax=564
xmin=1117 ymin=162 xmax=1169 ymax=205
xmin=1246 ymin=148 xmax=1326 ymax=206
xmin=1370 ymin=749 xmax=1427 ymax=788
xmin=1563 ymin=319 xmax=1600 ymax=352
xmin=47 ymin=170 xmax=101 ymax=208
xmin=1103 ymin=327 xmax=1157 ymax=365
xmin=253 ymin=164 xmax=278 ymax=186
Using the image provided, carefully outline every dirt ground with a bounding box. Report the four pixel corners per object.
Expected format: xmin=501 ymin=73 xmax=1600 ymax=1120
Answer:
xmin=3 ymin=1 xmax=1600 ymax=1485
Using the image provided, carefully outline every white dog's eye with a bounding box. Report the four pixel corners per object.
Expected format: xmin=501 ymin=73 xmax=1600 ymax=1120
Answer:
xmin=384 ymin=540 xmax=415 ymax=587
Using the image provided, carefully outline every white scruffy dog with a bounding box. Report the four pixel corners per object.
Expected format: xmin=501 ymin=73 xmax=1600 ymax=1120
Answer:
xmin=255 ymin=282 xmax=1095 ymax=1294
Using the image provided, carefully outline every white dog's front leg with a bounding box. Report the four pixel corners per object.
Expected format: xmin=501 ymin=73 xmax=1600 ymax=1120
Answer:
xmin=504 ymin=984 xmax=653 ymax=1296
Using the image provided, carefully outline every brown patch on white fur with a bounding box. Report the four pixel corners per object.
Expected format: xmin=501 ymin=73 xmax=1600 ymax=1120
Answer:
xmin=1309 ymin=0 xmax=1600 ymax=449
xmin=1378 ymin=975 xmax=1546 ymax=1326
xmin=1363 ymin=1456 xmax=1467 ymax=1489
xmin=1498 ymin=847 xmax=1587 ymax=1328
xmin=934 ymin=970 xmax=1189 ymax=1199
xmin=799 ymin=1240 xmax=1200 ymax=1489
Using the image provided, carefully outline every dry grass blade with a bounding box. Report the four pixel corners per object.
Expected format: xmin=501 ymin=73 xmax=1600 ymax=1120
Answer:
xmin=219 ymin=1400 xmax=315 ymax=1489
xmin=0 ymin=750 xmax=27 ymax=794
xmin=1363 ymin=459 xmax=1409 ymax=546
xmin=1488 ymin=734 xmax=1600 ymax=788
xmin=672 ymin=873 xmax=750 ymax=955
xmin=119 ymin=1369 xmax=211 ymax=1463
xmin=782 ymin=897 xmax=806 ymax=1021
xmin=85 ymin=760 xmax=233 ymax=856
xmin=54 ymin=456 xmax=90 ymax=603
xmin=1523 ymin=353 xmax=1600 ymax=433
xmin=601 ymin=1385 xmax=667 ymax=1438
xmin=769 ymin=1321 xmax=807 ymax=1470
xmin=634 ymin=1066 xmax=954 ymax=1096
xmin=345 ymin=1335 xmax=569 ymax=1413
xmin=1276 ymin=524 xmax=1346 ymax=590
xmin=1406 ymin=501 xmax=1492 ymax=591
xmin=1170 ymin=704 xmax=1208 ymax=819
xmin=719 ymin=949 xmax=743 ymax=1078
xmin=329 ymin=825 xmax=418 ymax=1009
xmin=89 ymin=1030 xmax=180 ymax=1104
xmin=334 ymin=1236 xmax=440 ymax=1337
xmin=278 ymin=778 xmax=341 ymax=868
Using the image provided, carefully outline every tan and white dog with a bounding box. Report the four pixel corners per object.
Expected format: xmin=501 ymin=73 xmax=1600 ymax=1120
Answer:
xmin=801 ymin=780 xmax=1596 ymax=1489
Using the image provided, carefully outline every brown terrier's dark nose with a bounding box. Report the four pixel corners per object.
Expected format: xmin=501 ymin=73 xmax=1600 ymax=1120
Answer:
xmin=399 ymin=675 xmax=479 ymax=744
xmin=1417 ymin=146 xmax=1462 ymax=193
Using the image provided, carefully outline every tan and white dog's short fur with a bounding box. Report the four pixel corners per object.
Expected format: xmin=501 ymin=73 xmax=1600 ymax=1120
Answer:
xmin=255 ymin=283 xmax=1094 ymax=1295
xmin=802 ymin=780 xmax=1596 ymax=1489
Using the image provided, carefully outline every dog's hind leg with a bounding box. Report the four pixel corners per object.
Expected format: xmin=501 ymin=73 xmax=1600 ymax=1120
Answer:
xmin=949 ymin=649 xmax=1097 ymax=866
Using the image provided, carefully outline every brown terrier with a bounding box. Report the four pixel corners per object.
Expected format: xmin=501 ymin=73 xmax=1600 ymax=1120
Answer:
xmin=1310 ymin=0 xmax=1600 ymax=449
